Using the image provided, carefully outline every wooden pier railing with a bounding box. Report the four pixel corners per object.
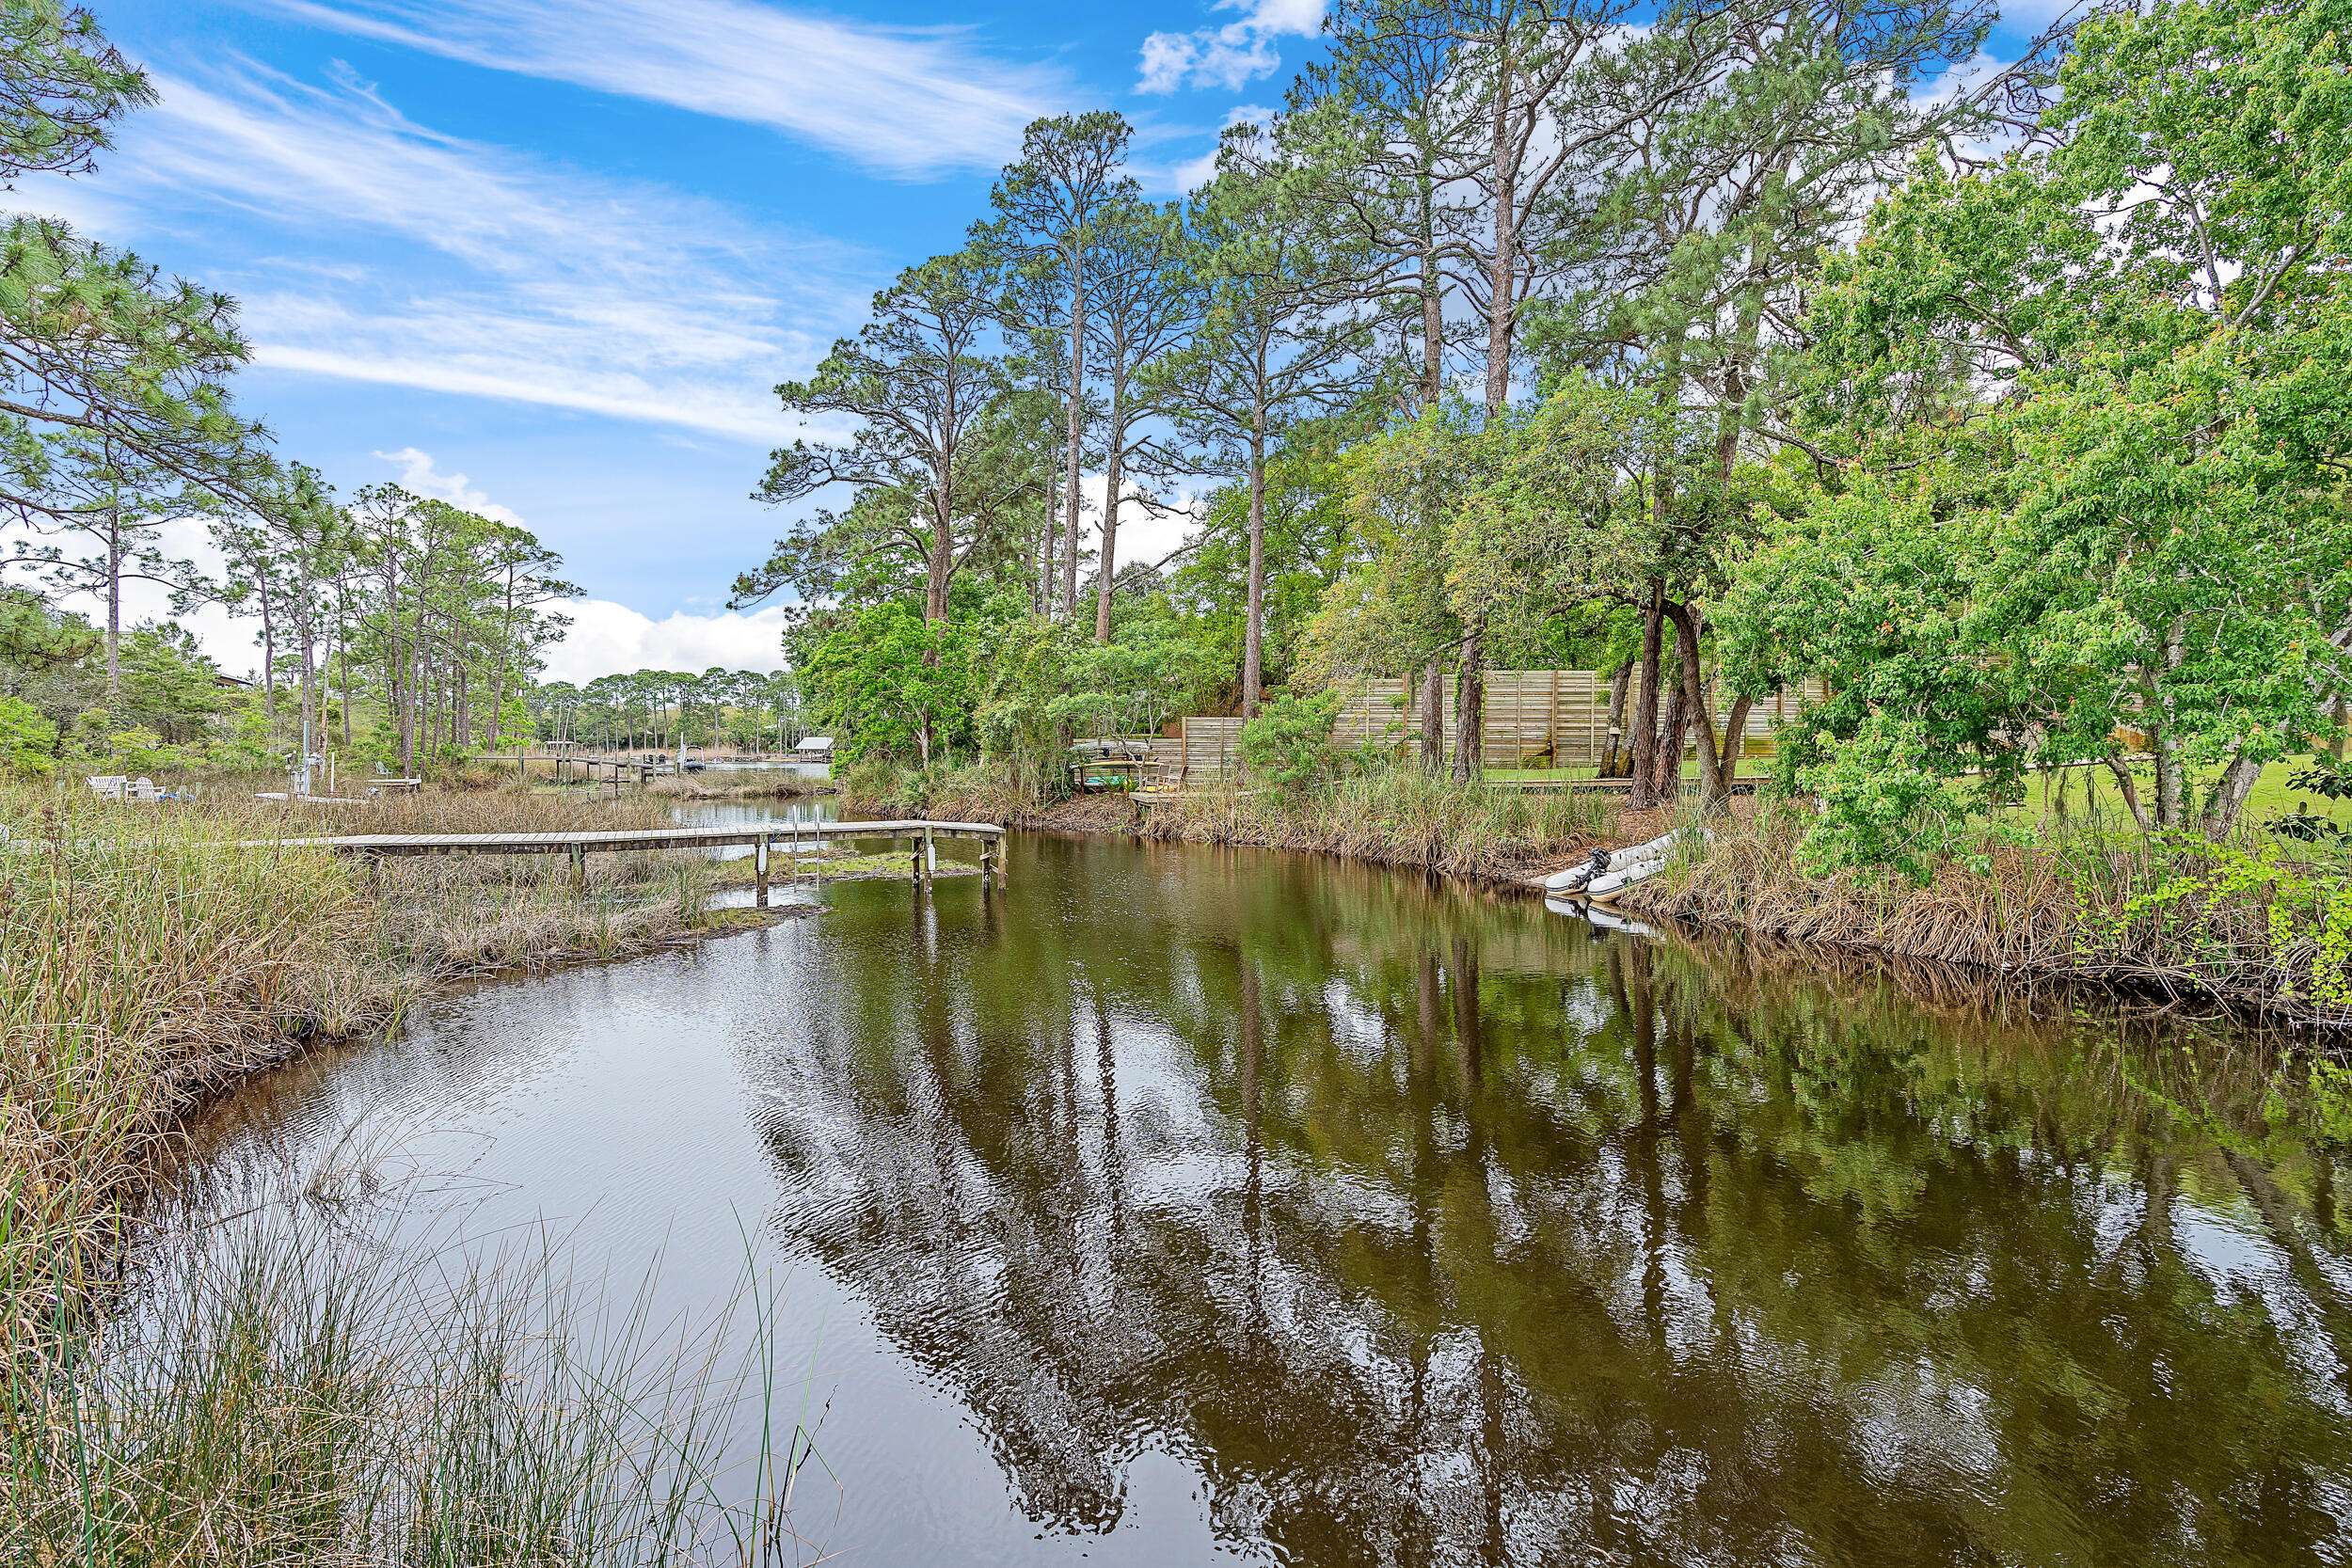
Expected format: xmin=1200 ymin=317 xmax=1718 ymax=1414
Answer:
xmin=265 ymin=819 xmax=1004 ymax=905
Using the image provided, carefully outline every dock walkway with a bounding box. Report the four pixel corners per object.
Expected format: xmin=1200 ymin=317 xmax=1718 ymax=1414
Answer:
xmin=262 ymin=818 xmax=1005 ymax=904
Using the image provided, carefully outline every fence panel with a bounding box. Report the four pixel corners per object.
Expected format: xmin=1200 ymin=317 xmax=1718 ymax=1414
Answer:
xmin=1165 ymin=672 xmax=1826 ymax=782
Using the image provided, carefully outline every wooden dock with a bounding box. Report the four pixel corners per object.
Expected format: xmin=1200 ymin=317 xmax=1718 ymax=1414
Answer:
xmin=265 ymin=818 xmax=1005 ymax=905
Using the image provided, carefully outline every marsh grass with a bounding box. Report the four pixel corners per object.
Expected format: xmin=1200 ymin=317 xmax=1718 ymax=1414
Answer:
xmin=1 ymin=782 xmax=831 ymax=1562
xmin=1138 ymin=768 xmax=1620 ymax=878
xmin=0 ymin=784 xmax=753 ymax=1335
xmin=1625 ymin=807 xmax=2352 ymax=1027
xmin=3 ymin=1203 xmax=827 ymax=1566
xmin=0 ymin=785 xmax=745 ymax=1387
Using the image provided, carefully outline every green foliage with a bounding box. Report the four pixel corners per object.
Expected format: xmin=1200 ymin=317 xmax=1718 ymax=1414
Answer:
xmin=2075 ymin=834 xmax=2352 ymax=1012
xmin=800 ymin=601 xmax=980 ymax=767
xmin=1238 ymin=689 xmax=1343 ymax=793
xmin=0 ymin=0 xmax=151 ymax=182
xmin=1722 ymin=0 xmax=2352 ymax=864
xmin=0 ymin=690 xmax=56 ymax=772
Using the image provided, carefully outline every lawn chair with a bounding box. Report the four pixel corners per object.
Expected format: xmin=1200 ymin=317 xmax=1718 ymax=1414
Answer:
xmin=86 ymin=775 xmax=128 ymax=801
xmin=128 ymin=777 xmax=162 ymax=802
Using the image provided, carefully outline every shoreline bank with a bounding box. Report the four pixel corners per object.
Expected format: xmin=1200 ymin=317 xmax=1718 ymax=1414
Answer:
xmin=860 ymin=782 xmax=2350 ymax=1036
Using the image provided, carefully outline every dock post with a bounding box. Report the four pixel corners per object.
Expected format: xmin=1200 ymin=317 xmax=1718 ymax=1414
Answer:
xmin=980 ymin=836 xmax=995 ymax=883
xmin=568 ymin=843 xmax=586 ymax=895
xmin=922 ymin=825 xmax=936 ymax=886
xmin=755 ymin=833 xmax=770 ymax=908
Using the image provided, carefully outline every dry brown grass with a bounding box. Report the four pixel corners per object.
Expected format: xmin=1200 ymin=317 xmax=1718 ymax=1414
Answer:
xmin=1136 ymin=770 xmax=1619 ymax=878
xmin=0 ymin=781 xmax=828 ymax=1561
xmin=1622 ymin=809 xmax=2352 ymax=1026
xmin=0 ymin=784 xmax=752 ymax=1364
xmin=645 ymin=770 xmax=826 ymax=800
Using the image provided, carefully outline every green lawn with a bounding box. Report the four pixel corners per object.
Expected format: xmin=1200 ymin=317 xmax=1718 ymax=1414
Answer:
xmin=2005 ymin=758 xmax=2352 ymax=832
xmin=1478 ymin=755 xmax=2352 ymax=835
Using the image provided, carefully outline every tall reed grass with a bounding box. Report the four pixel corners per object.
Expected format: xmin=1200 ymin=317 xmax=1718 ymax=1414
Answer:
xmin=1139 ymin=768 xmax=1618 ymax=878
xmin=2 ymin=802 xmax=392 ymax=1365
xmin=4 ymin=1204 xmax=825 ymax=1565
xmin=1624 ymin=808 xmax=2352 ymax=1027
xmin=2 ymin=783 xmax=819 ymax=1561
xmin=0 ymin=786 xmax=729 ymax=1361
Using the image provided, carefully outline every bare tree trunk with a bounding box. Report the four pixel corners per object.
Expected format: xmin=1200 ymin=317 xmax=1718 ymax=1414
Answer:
xmin=1629 ymin=582 xmax=1665 ymax=806
xmin=103 ymin=509 xmax=122 ymax=705
xmin=1096 ymin=386 xmax=1124 ymax=643
xmin=2104 ymin=752 xmax=2152 ymax=830
xmin=1243 ymin=426 xmax=1267 ymax=718
xmin=1061 ymin=258 xmax=1088 ymax=619
xmin=1654 ymin=628 xmax=1687 ymax=802
xmin=1715 ymin=693 xmax=1753 ymax=798
xmin=2205 ymin=754 xmax=2262 ymax=837
xmin=1420 ymin=657 xmax=1444 ymax=771
xmin=1452 ymin=631 xmax=1483 ymax=783
xmin=1418 ymin=226 xmax=1445 ymax=410
xmin=1483 ymin=38 xmax=1517 ymax=415
xmin=1667 ymin=603 xmax=1743 ymax=809
xmin=1037 ymin=507 xmax=1057 ymax=617
xmin=1603 ymin=661 xmax=1631 ymax=775
xmin=259 ymin=583 xmax=278 ymax=727
xmin=926 ymin=492 xmax=953 ymax=624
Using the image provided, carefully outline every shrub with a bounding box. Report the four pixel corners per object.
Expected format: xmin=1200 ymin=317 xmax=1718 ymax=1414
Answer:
xmin=0 ymin=694 xmax=57 ymax=775
xmin=1238 ymin=690 xmax=1344 ymax=793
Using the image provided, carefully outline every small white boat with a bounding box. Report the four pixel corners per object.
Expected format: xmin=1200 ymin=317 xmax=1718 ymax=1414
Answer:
xmin=1543 ymin=850 xmax=1612 ymax=894
xmin=1546 ymin=827 xmax=1705 ymax=905
xmin=1586 ymin=861 xmax=1665 ymax=903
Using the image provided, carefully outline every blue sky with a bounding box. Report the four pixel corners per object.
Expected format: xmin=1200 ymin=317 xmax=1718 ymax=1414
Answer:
xmin=24 ymin=0 xmax=1326 ymax=678
xmin=23 ymin=0 xmax=2060 ymax=681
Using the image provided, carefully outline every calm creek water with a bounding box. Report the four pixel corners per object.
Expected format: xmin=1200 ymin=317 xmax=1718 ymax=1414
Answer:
xmin=163 ymin=831 xmax=2352 ymax=1565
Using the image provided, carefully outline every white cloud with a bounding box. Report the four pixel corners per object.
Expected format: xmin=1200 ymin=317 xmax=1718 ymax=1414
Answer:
xmin=351 ymin=450 xmax=788 ymax=680
xmin=262 ymin=0 xmax=1068 ymax=178
xmin=32 ymin=64 xmax=866 ymax=443
xmin=373 ymin=447 xmax=527 ymax=526
xmin=1138 ymin=0 xmax=1324 ymax=95
xmin=544 ymin=600 xmax=790 ymax=684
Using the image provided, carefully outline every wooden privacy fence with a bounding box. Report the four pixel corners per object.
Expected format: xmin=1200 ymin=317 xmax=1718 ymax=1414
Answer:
xmin=1158 ymin=672 xmax=1824 ymax=783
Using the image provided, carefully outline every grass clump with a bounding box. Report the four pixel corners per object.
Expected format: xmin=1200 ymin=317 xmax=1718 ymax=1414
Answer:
xmin=4 ymin=1211 xmax=825 ymax=1566
xmin=0 ymin=784 xmax=828 ymax=1563
xmin=1144 ymin=765 xmax=1619 ymax=878
xmin=1 ymin=802 xmax=395 ymax=1365
xmin=0 ymin=784 xmax=760 ymax=1366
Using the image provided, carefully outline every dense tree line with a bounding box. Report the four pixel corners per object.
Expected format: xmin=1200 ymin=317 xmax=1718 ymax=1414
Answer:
xmin=0 ymin=2 xmax=577 ymax=781
xmin=743 ymin=0 xmax=2352 ymax=870
xmin=527 ymin=668 xmax=799 ymax=754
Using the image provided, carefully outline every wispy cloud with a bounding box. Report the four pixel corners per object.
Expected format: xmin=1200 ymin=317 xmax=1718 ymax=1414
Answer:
xmin=53 ymin=63 xmax=870 ymax=442
xmin=373 ymin=447 xmax=527 ymax=524
xmin=1137 ymin=0 xmax=1324 ymax=95
xmin=261 ymin=0 xmax=1068 ymax=179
